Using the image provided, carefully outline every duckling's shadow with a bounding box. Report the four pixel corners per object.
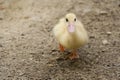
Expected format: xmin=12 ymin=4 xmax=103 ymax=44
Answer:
xmin=55 ymin=49 xmax=94 ymax=70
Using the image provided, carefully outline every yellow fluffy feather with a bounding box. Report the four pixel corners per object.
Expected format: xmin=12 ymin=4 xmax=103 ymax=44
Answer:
xmin=53 ymin=13 xmax=88 ymax=59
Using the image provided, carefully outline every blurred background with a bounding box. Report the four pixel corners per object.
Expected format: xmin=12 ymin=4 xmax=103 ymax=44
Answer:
xmin=0 ymin=0 xmax=120 ymax=80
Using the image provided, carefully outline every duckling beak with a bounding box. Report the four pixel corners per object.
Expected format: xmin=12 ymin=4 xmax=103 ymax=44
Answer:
xmin=68 ymin=24 xmax=75 ymax=33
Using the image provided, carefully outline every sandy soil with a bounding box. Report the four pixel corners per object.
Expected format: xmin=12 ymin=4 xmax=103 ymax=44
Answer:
xmin=0 ymin=0 xmax=120 ymax=80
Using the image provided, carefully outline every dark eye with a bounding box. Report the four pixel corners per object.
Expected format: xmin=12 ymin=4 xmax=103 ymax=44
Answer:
xmin=66 ymin=18 xmax=68 ymax=22
xmin=74 ymin=18 xmax=76 ymax=21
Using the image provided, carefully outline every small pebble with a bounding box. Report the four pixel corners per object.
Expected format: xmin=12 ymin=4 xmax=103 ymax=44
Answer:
xmin=47 ymin=64 xmax=54 ymax=67
xmin=18 ymin=70 xmax=24 ymax=76
xmin=106 ymin=31 xmax=112 ymax=35
xmin=99 ymin=11 xmax=107 ymax=15
xmin=102 ymin=40 xmax=109 ymax=45
xmin=29 ymin=58 xmax=33 ymax=60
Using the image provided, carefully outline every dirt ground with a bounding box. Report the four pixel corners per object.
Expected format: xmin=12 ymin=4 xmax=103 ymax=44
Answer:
xmin=0 ymin=0 xmax=120 ymax=80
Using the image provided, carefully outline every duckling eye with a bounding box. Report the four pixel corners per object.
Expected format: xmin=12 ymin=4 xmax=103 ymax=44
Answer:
xmin=74 ymin=18 xmax=76 ymax=21
xmin=66 ymin=18 xmax=68 ymax=22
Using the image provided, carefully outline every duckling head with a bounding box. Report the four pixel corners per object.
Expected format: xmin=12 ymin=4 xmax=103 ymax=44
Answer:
xmin=65 ymin=13 xmax=77 ymax=33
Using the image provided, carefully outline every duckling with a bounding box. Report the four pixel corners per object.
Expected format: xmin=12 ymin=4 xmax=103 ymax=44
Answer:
xmin=53 ymin=13 xmax=88 ymax=60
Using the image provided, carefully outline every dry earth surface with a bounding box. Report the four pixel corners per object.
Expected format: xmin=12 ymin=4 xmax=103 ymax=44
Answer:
xmin=0 ymin=0 xmax=120 ymax=80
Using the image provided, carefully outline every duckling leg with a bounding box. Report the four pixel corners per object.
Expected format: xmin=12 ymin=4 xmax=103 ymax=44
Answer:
xmin=69 ymin=50 xmax=79 ymax=60
xmin=59 ymin=44 xmax=64 ymax=52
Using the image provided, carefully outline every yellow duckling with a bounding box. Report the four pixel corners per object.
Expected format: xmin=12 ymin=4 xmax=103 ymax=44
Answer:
xmin=53 ymin=13 xmax=88 ymax=59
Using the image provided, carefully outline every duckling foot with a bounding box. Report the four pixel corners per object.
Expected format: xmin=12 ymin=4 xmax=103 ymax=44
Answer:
xmin=59 ymin=44 xmax=65 ymax=52
xmin=68 ymin=50 xmax=79 ymax=60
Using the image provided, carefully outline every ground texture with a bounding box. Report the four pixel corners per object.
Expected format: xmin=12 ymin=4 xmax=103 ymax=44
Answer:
xmin=0 ymin=0 xmax=120 ymax=80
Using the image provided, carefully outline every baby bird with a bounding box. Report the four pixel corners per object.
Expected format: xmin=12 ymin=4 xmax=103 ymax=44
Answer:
xmin=53 ymin=13 xmax=88 ymax=60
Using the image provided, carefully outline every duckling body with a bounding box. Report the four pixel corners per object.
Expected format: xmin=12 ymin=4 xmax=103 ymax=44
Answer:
xmin=53 ymin=13 xmax=88 ymax=59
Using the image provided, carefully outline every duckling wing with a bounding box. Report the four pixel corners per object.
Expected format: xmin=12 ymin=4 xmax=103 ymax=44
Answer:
xmin=53 ymin=22 xmax=66 ymax=41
